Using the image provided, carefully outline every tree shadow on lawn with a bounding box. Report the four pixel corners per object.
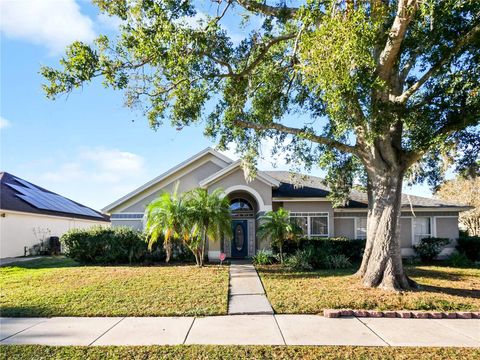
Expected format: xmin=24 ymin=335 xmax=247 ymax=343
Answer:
xmin=418 ymin=284 xmax=480 ymax=300
xmin=0 ymin=305 xmax=54 ymax=318
xmin=257 ymin=265 xmax=357 ymax=279
xmin=2 ymin=257 xmax=79 ymax=270
xmin=259 ymin=265 xmax=480 ymax=302
xmin=406 ymin=267 xmax=474 ymax=282
xmin=4 ymin=258 xmax=222 ymax=270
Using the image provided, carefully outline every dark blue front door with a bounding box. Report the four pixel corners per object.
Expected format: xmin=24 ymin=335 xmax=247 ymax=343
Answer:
xmin=231 ymin=220 xmax=248 ymax=258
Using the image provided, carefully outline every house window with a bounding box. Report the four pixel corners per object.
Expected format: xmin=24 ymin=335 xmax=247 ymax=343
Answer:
xmin=310 ymin=216 xmax=329 ymax=236
xmin=290 ymin=212 xmax=329 ymax=238
xmin=290 ymin=216 xmax=308 ymax=236
xmin=229 ymin=198 xmax=254 ymax=217
xmin=413 ymin=217 xmax=431 ymax=245
xmin=356 ymin=218 xmax=367 ymax=239
xmin=230 ymin=199 xmax=253 ymax=211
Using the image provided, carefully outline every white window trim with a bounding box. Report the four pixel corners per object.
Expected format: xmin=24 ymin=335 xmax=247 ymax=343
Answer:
xmin=290 ymin=212 xmax=329 ymax=238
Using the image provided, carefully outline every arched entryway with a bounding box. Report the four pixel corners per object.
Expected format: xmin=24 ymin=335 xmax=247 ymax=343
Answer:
xmin=225 ymin=190 xmax=259 ymax=259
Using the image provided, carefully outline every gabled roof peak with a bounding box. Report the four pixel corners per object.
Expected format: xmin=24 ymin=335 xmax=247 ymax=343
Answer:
xmin=102 ymin=147 xmax=233 ymax=212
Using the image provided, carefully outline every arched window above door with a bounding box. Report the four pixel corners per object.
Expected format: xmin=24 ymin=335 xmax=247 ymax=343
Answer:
xmin=229 ymin=198 xmax=254 ymax=217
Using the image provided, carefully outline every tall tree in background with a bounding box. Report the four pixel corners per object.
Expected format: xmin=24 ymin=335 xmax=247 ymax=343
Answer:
xmin=436 ymin=177 xmax=480 ymax=236
xmin=42 ymin=0 xmax=479 ymax=290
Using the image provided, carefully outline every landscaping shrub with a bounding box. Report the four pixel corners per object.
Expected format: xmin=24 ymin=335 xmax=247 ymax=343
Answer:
xmin=171 ymin=241 xmax=196 ymax=262
xmin=456 ymin=236 xmax=480 ymax=262
xmin=273 ymin=237 xmax=366 ymax=267
xmin=413 ymin=237 xmax=450 ymax=262
xmin=252 ymin=250 xmax=274 ymax=265
xmin=61 ymin=226 xmax=158 ymax=264
xmin=283 ymin=249 xmax=314 ymax=271
xmin=449 ymin=252 xmax=473 ymax=267
xmin=324 ymin=254 xmax=352 ymax=269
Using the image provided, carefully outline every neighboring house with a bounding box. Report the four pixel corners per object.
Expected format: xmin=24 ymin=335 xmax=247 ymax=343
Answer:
xmin=103 ymin=148 xmax=469 ymax=260
xmin=0 ymin=172 xmax=110 ymax=258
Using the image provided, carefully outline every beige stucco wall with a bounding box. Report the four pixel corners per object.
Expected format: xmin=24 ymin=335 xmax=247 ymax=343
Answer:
xmin=0 ymin=211 xmax=109 ymax=258
xmin=334 ymin=218 xmax=355 ymax=238
xmin=111 ymin=219 xmax=143 ymax=230
xmin=120 ymin=160 xmax=224 ymax=213
xmin=209 ymin=238 xmax=221 ymax=252
xmin=272 ymin=202 xmax=283 ymax=211
xmin=283 ymin=201 xmax=334 ymax=237
xmin=208 ymin=168 xmax=273 ymax=210
xmin=435 ymin=217 xmax=459 ymax=248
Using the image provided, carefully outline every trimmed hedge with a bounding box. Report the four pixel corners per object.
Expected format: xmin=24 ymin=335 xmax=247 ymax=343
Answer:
xmin=273 ymin=237 xmax=366 ymax=266
xmin=456 ymin=236 xmax=480 ymax=262
xmin=61 ymin=226 xmax=160 ymax=264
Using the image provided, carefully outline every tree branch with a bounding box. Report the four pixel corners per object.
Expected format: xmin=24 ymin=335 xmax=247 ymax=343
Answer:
xmin=195 ymin=33 xmax=294 ymax=79
xmin=232 ymin=118 xmax=358 ymax=155
xmin=234 ymin=0 xmax=298 ymax=18
xmin=377 ymin=0 xmax=417 ymax=81
xmin=404 ymin=108 xmax=474 ymax=168
xmin=237 ymin=33 xmax=295 ymax=77
xmin=395 ymin=22 xmax=480 ymax=104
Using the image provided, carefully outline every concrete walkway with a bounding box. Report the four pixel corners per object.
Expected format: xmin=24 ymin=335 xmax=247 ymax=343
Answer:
xmin=228 ymin=261 xmax=273 ymax=315
xmin=1 ymin=316 xmax=479 ymax=346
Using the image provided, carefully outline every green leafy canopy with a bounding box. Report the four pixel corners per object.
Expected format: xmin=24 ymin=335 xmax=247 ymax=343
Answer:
xmin=41 ymin=0 xmax=480 ymax=203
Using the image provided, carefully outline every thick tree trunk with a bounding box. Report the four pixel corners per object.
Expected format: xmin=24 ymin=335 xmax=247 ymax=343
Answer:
xmin=355 ymin=168 xmax=416 ymax=291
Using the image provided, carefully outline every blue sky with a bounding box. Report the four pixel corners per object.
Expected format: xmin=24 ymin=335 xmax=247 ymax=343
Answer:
xmin=1 ymin=0 xmax=436 ymax=210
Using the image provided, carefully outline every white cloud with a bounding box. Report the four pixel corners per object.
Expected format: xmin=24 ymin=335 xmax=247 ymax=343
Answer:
xmin=96 ymin=13 xmax=124 ymax=32
xmin=42 ymin=147 xmax=145 ymax=184
xmin=0 ymin=116 xmax=11 ymax=129
xmin=0 ymin=0 xmax=96 ymax=55
xmin=80 ymin=148 xmax=144 ymax=174
xmin=34 ymin=147 xmax=147 ymax=210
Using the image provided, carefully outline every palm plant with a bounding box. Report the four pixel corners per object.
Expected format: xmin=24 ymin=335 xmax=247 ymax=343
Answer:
xmin=257 ymin=208 xmax=302 ymax=264
xmin=178 ymin=212 xmax=203 ymax=266
xmin=145 ymin=183 xmax=185 ymax=263
xmin=184 ymin=188 xmax=232 ymax=266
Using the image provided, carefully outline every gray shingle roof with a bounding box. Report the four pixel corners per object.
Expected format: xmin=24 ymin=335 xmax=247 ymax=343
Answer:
xmin=264 ymin=171 xmax=468 ymax=209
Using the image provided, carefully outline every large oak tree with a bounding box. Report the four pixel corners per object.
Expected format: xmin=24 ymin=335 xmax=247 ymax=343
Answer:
xmin=42 ymin=0 xmax=480 ymax=290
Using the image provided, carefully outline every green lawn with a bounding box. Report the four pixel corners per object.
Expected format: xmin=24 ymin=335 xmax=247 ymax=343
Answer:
xmin=257 ymin=265 xmax=480 ymax=314
xmin=0 ymin=257 xmax=229 ymax=317
xmin=1 ymin=345 xmax=479 ymax=360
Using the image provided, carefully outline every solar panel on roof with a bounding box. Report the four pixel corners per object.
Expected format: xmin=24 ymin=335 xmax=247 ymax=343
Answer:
xmin=17 ymin=194 xmax=45 ymax=209
xmin=6 ymin=179 xmax=103 ymax=218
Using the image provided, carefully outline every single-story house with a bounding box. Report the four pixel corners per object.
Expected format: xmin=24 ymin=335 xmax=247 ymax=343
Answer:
xmin=0 ymin=172 xmax=110 ymax=258
xmin=103 ymin=148 xmax=469 ymax=260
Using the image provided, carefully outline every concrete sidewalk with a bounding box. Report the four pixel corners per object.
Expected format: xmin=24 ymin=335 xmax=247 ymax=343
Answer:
xmin=1 ymin=316 xmax=479 ymax=347
xmin=228 ymin=261 xmax=273 ymax=315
